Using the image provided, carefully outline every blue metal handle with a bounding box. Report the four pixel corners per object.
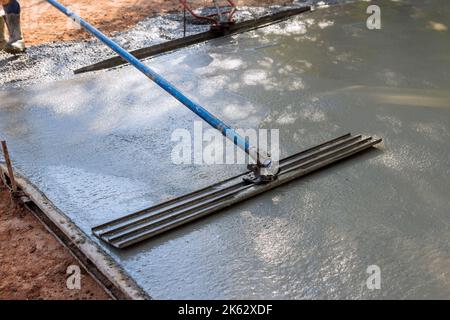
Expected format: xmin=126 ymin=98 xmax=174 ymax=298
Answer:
xmin=46 ymin=0 xmax=267 ymax=163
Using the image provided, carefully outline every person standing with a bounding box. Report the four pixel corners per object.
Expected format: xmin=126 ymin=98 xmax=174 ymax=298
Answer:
xmin=0 ymin=0 xmax=25 ymax=53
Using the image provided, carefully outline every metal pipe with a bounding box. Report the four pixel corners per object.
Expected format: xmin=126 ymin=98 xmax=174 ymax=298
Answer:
xmin=183 ymin=5 xmax=187 ymax=37
xmin=45 ymin=0 xmax=270 ymax=167
xmin=212 ymin=0 xmax=224 ymax=23
xmin=1 ymin=140 xmax=17 ymax=192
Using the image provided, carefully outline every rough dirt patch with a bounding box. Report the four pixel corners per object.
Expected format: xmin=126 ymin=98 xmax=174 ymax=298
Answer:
xmin=20 ymin=0 xmax=293 ymax=45
xmin=0 ymin=180 xmax=110 ymax=300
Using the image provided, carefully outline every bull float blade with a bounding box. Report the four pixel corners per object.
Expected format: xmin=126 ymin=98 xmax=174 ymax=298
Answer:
xmin=93 ymin=133 xmax=382 ymax=249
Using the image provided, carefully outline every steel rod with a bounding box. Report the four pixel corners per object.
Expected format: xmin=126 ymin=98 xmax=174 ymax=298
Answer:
xmin=1 ymin=140 xmax=17 ymax=193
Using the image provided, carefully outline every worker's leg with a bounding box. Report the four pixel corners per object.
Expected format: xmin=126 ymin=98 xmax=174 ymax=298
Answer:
xmin=0 ymin=8 xmax=6 ymax=50
xmin=3 ymin=0 xmax=25 ymax=53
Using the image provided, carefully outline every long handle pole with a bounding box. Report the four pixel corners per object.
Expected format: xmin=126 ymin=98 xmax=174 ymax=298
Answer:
xmin=46 ymin=0 xmax=270 ymax=166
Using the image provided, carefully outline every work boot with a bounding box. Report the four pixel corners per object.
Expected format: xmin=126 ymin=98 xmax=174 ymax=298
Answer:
xmin=0 ymin=10 xmax=6 ymax=50
xmin=4 ymin=13 xmax=25 ymax=53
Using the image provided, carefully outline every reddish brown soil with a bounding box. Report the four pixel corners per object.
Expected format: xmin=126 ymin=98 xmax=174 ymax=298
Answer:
xmin=0 ymin=180 xmax=110 ymax=300
xmin=17 ymin=0 xmax=292 ymax=45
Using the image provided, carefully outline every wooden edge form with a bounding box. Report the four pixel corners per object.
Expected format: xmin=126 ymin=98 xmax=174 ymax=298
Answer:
xmin=74 ymin=6 xmax=311 ymax=74
xmin=0 ymin=163 xmax=150 ymax=300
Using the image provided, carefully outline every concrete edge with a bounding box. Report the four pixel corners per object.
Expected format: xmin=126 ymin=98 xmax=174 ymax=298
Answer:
xmin=0 ymin=163 xmax=151 ymax=300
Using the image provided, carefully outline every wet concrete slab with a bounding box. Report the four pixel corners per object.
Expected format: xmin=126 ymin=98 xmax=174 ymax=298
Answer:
xmin=1 ymin=0 xmax=450 ymax=299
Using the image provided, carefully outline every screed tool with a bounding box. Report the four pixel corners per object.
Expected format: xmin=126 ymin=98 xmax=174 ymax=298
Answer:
xmin=46 ymin=0 xmax=382 ymax=248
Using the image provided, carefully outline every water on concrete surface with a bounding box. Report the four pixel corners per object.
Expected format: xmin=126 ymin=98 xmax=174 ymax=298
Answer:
xmin=1 ymin=0 xmax=450 ymax=299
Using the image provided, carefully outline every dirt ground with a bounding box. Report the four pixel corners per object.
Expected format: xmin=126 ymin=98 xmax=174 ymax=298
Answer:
xmin=0 ymin=180 xmax=110 ymax=300
xmin=18 ymin=0 xmax=293 ymax=45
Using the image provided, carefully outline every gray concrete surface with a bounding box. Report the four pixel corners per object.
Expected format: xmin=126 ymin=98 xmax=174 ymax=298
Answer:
xmin=1 ymin=0 xmax=450 ymax=299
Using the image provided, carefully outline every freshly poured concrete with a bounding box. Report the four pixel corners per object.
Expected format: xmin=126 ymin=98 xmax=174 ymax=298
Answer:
xmin=1 ymin=0 xmax=450 ymax=299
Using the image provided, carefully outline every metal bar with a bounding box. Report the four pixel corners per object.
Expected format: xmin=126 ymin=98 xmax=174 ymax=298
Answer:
xmin=93 ymin=134 xmax=382 ymax=249
xmin=183 ymin=6 xmax=187 ymax=38
xmin=1 ymin=140 xmax=17 ymax=193
xmin=73 ymin=7 xmax=311 ymax=75
xmin=213 ymin=0 xmax=224 ymax=22
xmin=46 ymin=0 xmax=263 ymax=164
